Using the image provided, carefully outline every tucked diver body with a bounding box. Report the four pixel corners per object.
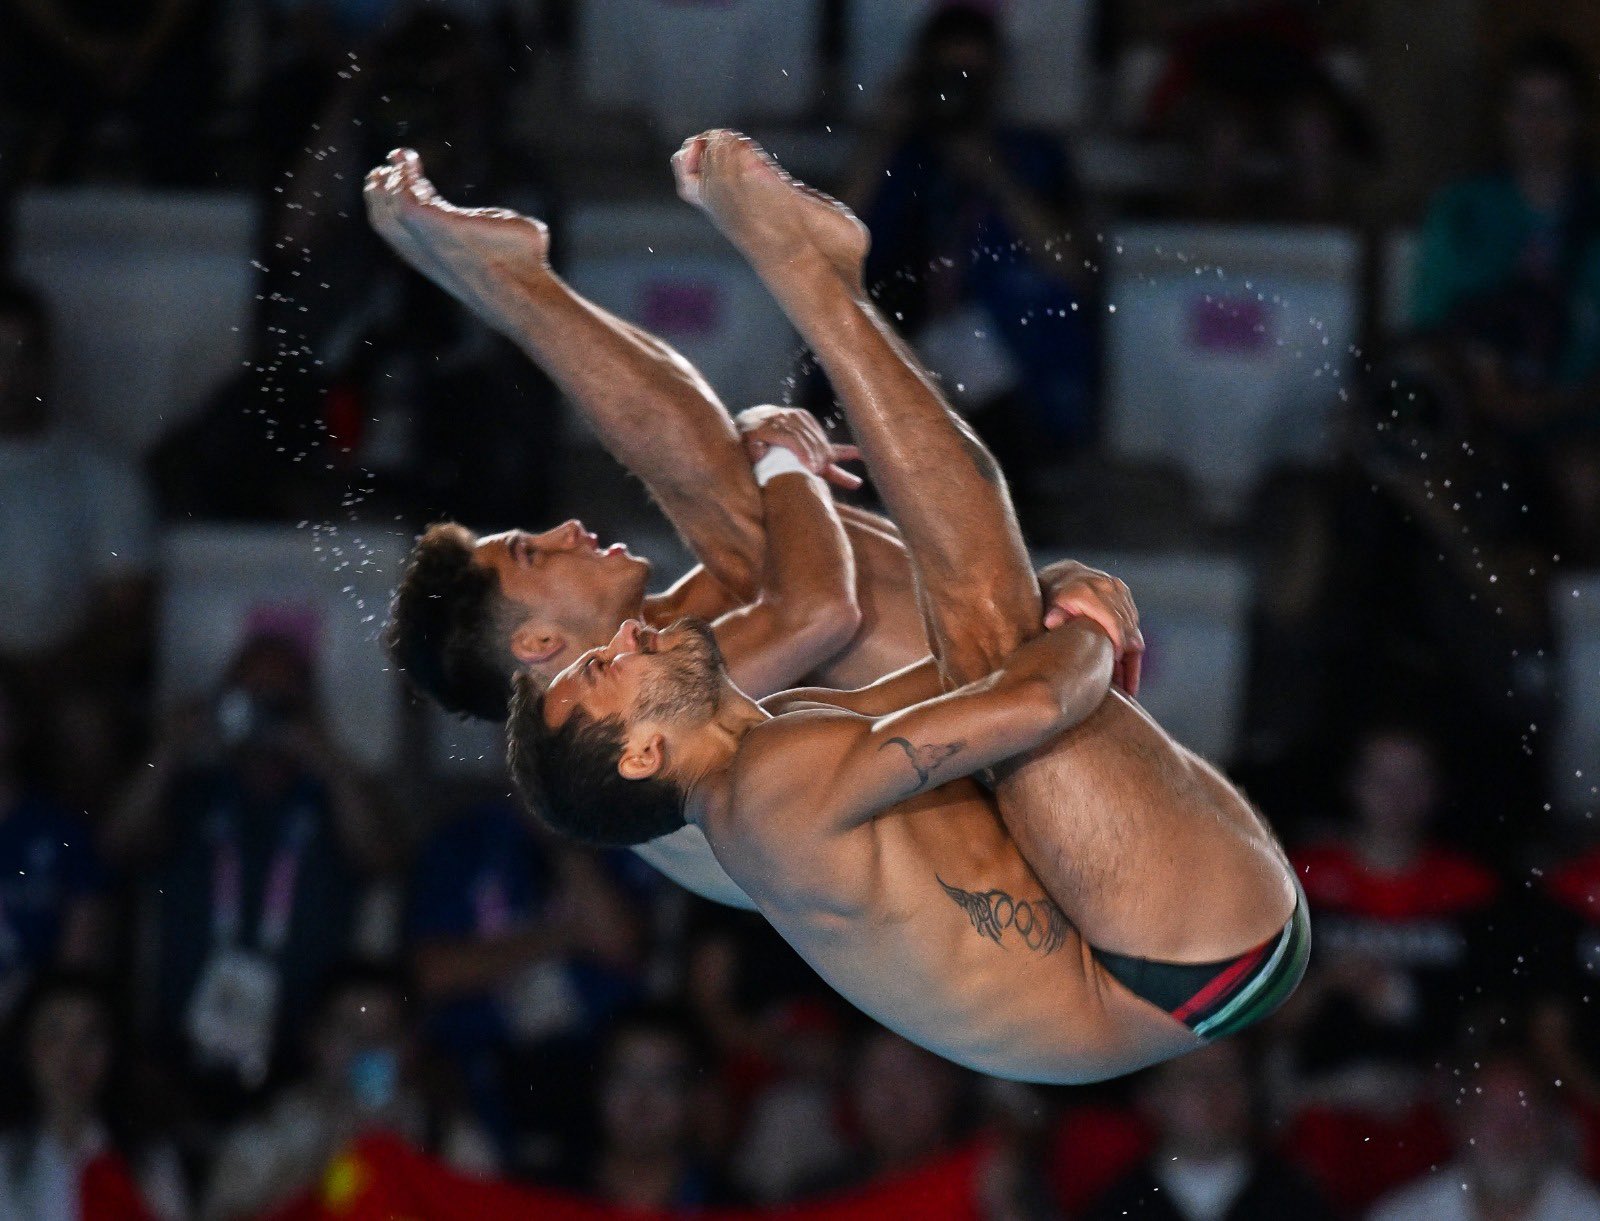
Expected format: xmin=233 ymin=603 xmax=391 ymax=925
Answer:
xmin=506 ymin=131 xmax=1307 ymax=1085
xmin=519 ymin=614 xmax=1125 ymax=1081
xmin=365 ymin=148 xmax=1146 ymax=912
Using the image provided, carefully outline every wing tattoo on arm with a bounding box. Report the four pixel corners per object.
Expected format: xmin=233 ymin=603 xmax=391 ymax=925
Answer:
xmin=880 ymin=737 xmax=964 ymax=797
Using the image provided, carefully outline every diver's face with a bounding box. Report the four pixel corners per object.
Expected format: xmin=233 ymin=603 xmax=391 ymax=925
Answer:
xmin=475 ymin=520 xmax=651 ymax=667
xmin=542 ymin=618 xmax=725 ymax=737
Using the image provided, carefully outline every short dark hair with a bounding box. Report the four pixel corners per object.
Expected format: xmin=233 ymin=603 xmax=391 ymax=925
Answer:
xmin=384 ymin=522 xmax=515 ymax=720
xmin=506 ymin=671 xmax=687 ymax=847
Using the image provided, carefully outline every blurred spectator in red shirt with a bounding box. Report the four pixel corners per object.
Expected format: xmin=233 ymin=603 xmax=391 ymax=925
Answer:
xmin=1276 ymin=724 xmax=1500 ymax=1213
xmin=1368 ymin=1045 xmax=1600 ymax=1221
xmin=800 ymin=1027 xmax=969 ymax=1197
xmin=554 ymin=1005 xmax=738 ymax=1211
xmin=1290 ymin=725 xmax=1502 ymax=1076
xmin=0 ymin=971 xmax=186 ymax=1220
xmin=1085 ymin=1040 xmax=1334 ymax=1221
xmin=729 ymin=997 xmax=851 ymax=1205
xmin=202 ymin=961 xmax=496 ymax=1221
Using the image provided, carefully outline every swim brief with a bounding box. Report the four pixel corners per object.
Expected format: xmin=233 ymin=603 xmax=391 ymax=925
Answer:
xmin=1091 ymin=876 xmax=1310 ymax=1042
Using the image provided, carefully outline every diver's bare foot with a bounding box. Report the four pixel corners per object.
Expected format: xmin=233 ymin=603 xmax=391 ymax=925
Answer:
xmin=673 ymin=130 xmax=868 ymax=291
xmin=363 ymin=148 xmax=551 ymax=324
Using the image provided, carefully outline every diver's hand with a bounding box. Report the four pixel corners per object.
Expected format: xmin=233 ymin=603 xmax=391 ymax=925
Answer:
xmin=1039 ymin=559 xmax=1144 ymax=697
xmin=737 ymin=404 xmax=862 ymax=490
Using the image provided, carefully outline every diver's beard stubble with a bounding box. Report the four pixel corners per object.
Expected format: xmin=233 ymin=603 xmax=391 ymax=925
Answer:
xmin=636 ymin=619 xmax=725 ymax=724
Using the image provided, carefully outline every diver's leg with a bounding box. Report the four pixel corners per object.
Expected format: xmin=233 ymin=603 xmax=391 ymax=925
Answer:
xmin=682 ymin=131 xmax=1297 ymax=969
xmin=674 ymin=130 xmax=1039 ymax=684
xmin=366 ymin=149 xmax=766 ymax=599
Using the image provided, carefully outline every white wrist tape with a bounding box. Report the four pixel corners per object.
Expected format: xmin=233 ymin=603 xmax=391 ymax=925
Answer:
xmin=753 ymin=446 xmax=811 ymax=487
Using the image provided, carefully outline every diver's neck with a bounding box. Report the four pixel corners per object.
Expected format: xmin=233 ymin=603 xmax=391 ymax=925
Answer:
xmin=678 ymin=690 xmax=769 ymax=812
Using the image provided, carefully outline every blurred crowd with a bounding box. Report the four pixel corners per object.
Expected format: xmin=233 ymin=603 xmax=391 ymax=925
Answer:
xmin=3 ymin=0 xmax=1600 ymax=1218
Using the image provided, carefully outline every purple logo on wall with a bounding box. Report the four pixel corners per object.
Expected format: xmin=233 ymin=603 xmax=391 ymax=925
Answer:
xmin=640 ymin=280 xmax=721 ymax=337
xmin=1188 ymin=295 xmax=1269 ymax=352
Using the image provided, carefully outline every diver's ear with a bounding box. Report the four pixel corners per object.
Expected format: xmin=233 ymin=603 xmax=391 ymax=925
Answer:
xmin=618 ymin=731 xmax=665 ymax=781
xmin=509 ymin=623 xmax=566 ymax=666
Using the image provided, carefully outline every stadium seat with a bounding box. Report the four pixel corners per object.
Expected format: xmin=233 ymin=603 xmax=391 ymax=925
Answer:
xmin=1103 ymin=224 xmax=1361 ymax=515
xmin=578 ymin=0 xmax=822 ymax=135
xmin=160 ymin=525 xmax=404 ymax=772
xmin=1555 ymin=570 xmax=1600 ymax=819
xmin=1037 ymin=549 xmax=1253 ymax=762
xmin=560 ymin=201 xmax=802 ymax=424
xmin=13 ymin=190 xmax=256 ymax=454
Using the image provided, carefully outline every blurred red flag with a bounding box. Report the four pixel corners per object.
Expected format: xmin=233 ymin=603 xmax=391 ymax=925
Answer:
xmin=285 ymin=1132 xmax=986 ymax=1221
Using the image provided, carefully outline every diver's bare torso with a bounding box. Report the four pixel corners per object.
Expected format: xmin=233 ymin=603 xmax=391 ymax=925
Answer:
xmin=690 ymin=692 xmax=1207 ymax=1084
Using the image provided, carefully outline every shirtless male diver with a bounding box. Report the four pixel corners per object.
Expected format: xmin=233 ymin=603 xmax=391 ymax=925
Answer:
xmin=506 ymin=132 xmax=1307 ymax=1084
xmin=364 ymin=150 xmax=1145 ymax=909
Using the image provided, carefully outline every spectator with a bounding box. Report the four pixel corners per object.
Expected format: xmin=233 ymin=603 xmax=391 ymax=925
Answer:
xmin=1145 ymin=2 xmax=1374 ymax=222
xmin=1368 ymin=1046 xmax=1600 ymax=1221
xmin=0 ymin=282 xmax=154 ymax=692
xmin=0 ymin=0 xmax=220 ymax=184
xmin=1288 ymin=725 xmax=1502 ymax=1079
xmin=1408 ymin=38 xmax=1600 ymax=566
xmin=103 ymin=631 xmax=393 ymax=1115
xmin=729 ymin=998 xmax=851 ymax=1204
xmin=0 ymin=678 xmax=108 ymax=1021
xmin=1086 ymin=1040 xmax=1334 ymax=1221
xmin=557 ymin=1005 xmax=737 ymax=1210
xmin=0 ymin=971 xmax=187 ymax=1220
xmin=202 ymin=961 xmax=496 ymax=1221
xmin=837 ymin=4 xmax=1097 ymax=515
xmin=407 ymin=800 xmax=644 ymax=1166
xmin=1276 ymin=726 xmax=1503 ymax=1211
xmin=1510 ymin=839 xmax=1600 ymax=1170
xmin=801 ymin=1027 xmax=967 ymax=1196
xmin=1413 ymin=38 xmax=1600 ymax=391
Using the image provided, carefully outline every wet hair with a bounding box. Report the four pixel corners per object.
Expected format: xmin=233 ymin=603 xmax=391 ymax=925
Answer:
xmin=505 ymin=671 xmax=687 ymax=847
xmin=384 ymin=522 xmax=516 ymax=721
